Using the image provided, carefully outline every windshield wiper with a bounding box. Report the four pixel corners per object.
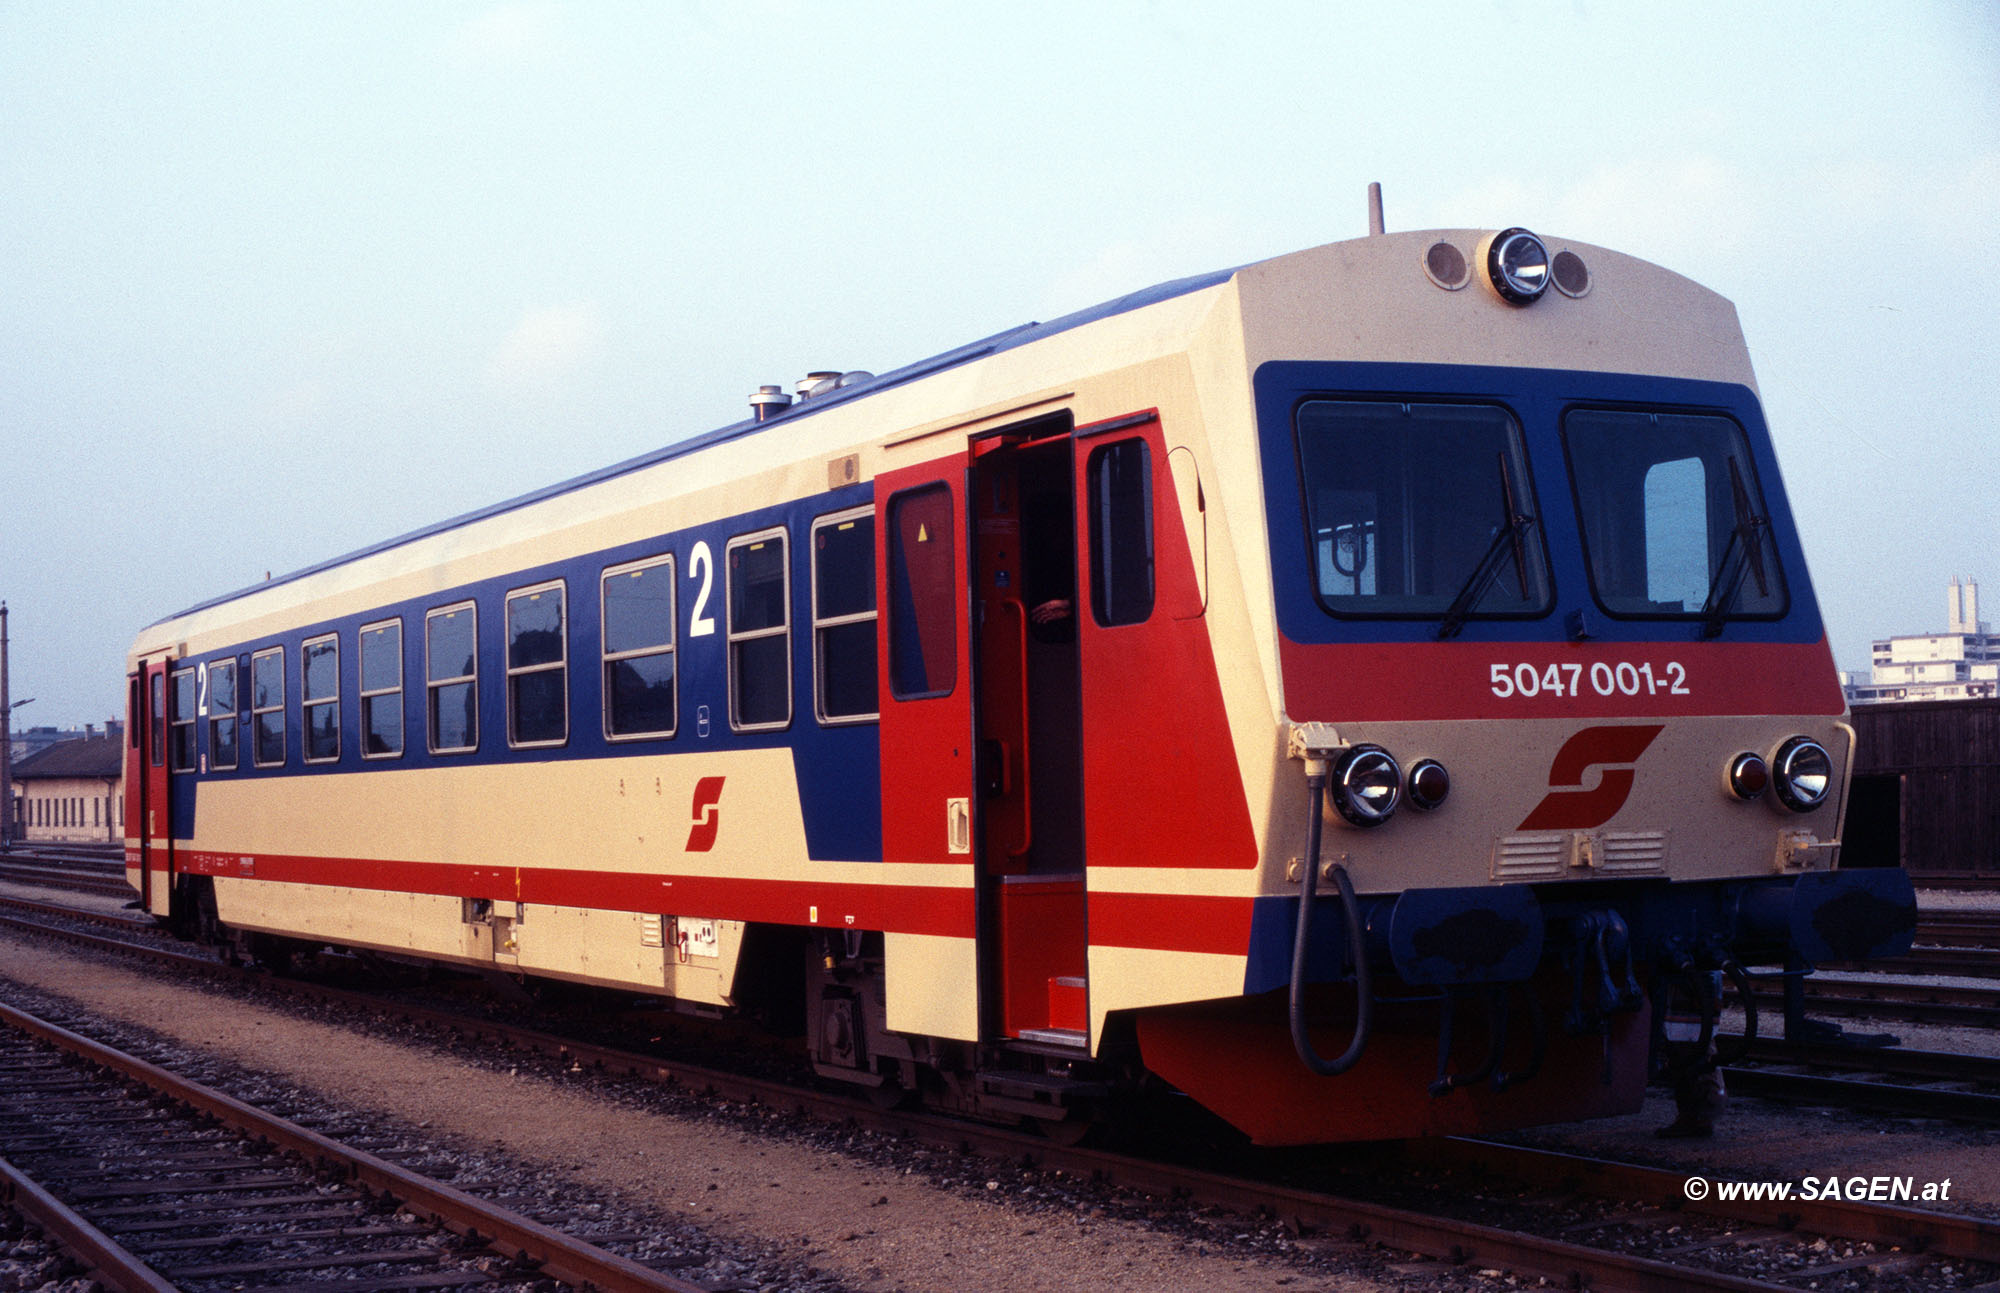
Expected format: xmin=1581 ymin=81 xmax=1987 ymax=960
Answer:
xmin=1698 ymin=457 xmax=1771 ymax=640
xmin=1437 ymin=451 xmax=1535 ymax=640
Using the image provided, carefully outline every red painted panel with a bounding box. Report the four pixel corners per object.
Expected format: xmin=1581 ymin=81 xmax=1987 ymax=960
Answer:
xmin=994 ymin=877 xmax=1086 ymax=1036
xmin=1278 ymin=635 xmax=1846 ymax=722
xmin=1086 ymin=890 xmax=1254 ymax=955
xmin=1136 ymin=974 xmax=1649 ymax=1144
xmin=876 ymin=459 xmax=976 ymax=866
xmin=176 ymin=848 xmax=976 ymax=939
xmin=1075 ymin=415 xmax=1258 ymax=869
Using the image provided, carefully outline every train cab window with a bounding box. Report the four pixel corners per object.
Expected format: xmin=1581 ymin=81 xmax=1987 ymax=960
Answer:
xmin=168 ymin=667 xmax=196 ymax=772
xmin=1086 ymin=438 xmax=1155 ymax=626
xmin=302 ymin=634 xmax=340 ymax=763
xmin=426 ymin=603 xmax=478 ymax=753
xmin=208 ymin=659 xmax=239 ymax=771
xmin=1562 ymin=408 xmax=1786 ymax=625
xmin=887 ymin=485 xmax=956 ymax=699
xmin=727 ymin=530 xmax=791 ymax=731
xmin=251 ymin=647 xmax=285 ymax=767
xmin=812 ymin=509 xmax=878 ymax=723
xmin=602 ymin=555 xmax=676 ymax=739
xmin=359 ymin=620 xmax=404 ymax=757
xmin=506 ymin=583 xmax=567 ymax=747
xmin=1295 ymin=400 xmax=1550 ymax=622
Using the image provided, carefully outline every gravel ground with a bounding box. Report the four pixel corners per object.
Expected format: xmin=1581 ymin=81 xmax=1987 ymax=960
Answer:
xmin=3 ymin=879 xmax=1997 ymax=1290
xmin=0 ymin=931 xmax=1393 ymax=1293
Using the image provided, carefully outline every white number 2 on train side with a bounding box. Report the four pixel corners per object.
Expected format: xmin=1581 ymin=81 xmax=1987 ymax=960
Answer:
xmin=688 ymin=540 xmax=717 ymax=637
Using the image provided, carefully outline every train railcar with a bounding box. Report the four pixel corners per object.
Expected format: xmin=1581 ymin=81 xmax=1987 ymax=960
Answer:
xmin=123 ymin=203 xmax=1915 ymax=1144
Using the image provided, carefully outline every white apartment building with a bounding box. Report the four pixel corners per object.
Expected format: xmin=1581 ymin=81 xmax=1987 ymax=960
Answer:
xmin=1843 ymin=577 xmax=2000 ymax=704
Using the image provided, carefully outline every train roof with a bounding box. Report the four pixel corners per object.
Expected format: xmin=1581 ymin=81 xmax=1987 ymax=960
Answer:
xmin=152 ymin=262 xmax=1244 ymax=630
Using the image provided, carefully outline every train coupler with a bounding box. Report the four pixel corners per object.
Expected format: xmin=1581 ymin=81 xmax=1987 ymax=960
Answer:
xmin=1559 ymin=910 xmax=1643 ymax=1035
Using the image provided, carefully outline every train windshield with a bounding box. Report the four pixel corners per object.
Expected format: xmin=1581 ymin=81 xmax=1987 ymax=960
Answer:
xmin=1562 ymin=408 xmax=1786 ymax=630
xmin=1296 ymin=400 xmax=1550 ymax=623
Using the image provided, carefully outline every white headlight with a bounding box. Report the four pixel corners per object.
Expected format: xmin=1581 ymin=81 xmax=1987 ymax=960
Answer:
xmin=1772 ymin=737 xmax=1833 ymax=812
xmin=1331 ymin=745 xmax=1403 ymax=827
xmin=1484 ymin=227 xmax=1551 ymax=305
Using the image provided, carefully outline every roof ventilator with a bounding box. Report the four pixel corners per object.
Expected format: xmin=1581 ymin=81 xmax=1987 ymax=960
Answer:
xmin=755 ymin=370 xmax=876 ymax=420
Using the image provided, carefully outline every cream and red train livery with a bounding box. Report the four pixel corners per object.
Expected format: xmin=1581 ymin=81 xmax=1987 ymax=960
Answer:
xmin=124 ymin=220 xmax=1915 ymax=1143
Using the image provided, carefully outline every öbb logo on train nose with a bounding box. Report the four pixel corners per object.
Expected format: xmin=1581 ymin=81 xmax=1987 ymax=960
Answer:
xmin=1516 ymin=724 xmax=1665 ymax=831
xmin=686 ymin=776 xmax=726 ymax=852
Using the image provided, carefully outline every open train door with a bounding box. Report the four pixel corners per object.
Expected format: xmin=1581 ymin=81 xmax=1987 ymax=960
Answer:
xmin=131 ymin=656 xmax=174 ymax=916
xmin=1070 ymin=410 xmax=1258 ymax=1037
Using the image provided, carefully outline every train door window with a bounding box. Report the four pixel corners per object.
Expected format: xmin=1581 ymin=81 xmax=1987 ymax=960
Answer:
xmin=302 ymin=634 xmax=340 ymax=763
xmin=426 ymin=602 xmax=479 ymax=753
xmin=251 ymin=647 xmax=285 ymax=767
xmin=887 ymin=484 xmax=956 ymax=699
xmin=1086 ymin=438 xmax=1155 ymax=626
xmin=812 ymin=508 xmax=878 ymax=723
xmin=150 ymin=671 xmax=164 ymax=767
xmin=168 ymin=667 xmax=196 ymax=772
xmin=506 ymin=582 xmax=567 ymax=747
xmin=208 ymin=659 xmax=239 ymax=771
xmin=602 ymin=555 xmax=676 ymax=739
xmin=359 ymin=620 xmax=404 ymax=757
xmin=726 ymin=529 xmax=791 ymax=731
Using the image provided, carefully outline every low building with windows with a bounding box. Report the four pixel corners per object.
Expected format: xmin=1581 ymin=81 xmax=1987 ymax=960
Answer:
xmin=1842 ymin=578 xmax=2000 ymax=705
xmin=9 ymin=725 xmax=125 ymax=844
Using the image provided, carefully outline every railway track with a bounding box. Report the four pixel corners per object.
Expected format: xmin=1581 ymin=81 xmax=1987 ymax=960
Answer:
xmin=0 ymin=999 xmax=706 ymax=1293
xmin=3 ymin=905 xmax=1996 ymax=1292
xmin=0 ymin=845 xmax=138 ymax=900
xmin=1719 ymin=1036 xmax=2000 ymax=1123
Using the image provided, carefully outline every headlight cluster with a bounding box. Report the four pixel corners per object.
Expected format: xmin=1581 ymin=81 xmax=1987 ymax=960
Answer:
xmin=1327 ymin=747 xmax=1451 ymax=828
xmin=1726 ymin=736 xmax=1833 ymax=812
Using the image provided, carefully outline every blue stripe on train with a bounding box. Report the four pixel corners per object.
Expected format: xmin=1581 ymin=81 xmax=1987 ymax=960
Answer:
xmin=170 ymin=483 xmax=884 ymax=864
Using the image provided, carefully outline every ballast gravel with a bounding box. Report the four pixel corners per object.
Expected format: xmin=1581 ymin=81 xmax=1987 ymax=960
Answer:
xmin=0 ymin=931 xmax=1392 ymax=1293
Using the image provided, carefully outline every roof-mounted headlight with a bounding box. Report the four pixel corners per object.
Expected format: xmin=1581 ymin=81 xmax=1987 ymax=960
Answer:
xmin=1480 ymin=227 xmax=1551 ymax=306
xmin=1771 ymin=737 xmax=1833 ymax=812
xmin=1330 ymin=745 xmax=1403 ymax=828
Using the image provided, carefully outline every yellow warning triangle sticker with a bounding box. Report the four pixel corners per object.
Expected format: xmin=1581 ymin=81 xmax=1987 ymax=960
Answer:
xmin=917 ymin=523 xmax=929 ymax=542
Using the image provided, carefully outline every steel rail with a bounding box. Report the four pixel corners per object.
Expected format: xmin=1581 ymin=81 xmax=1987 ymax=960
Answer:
xmin=0 ymin=1001 xmax=708 ymax=1293
xmin=0 ymin=1153 xmax=180 ymax=1293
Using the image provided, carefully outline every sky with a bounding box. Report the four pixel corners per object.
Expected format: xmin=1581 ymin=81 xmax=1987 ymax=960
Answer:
xmin=2 ymin=1 xmax=1996 ymax=730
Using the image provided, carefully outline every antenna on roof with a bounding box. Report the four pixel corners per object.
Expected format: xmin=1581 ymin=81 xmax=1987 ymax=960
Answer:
xmin=1367 ymin=182 xmax=1386 ymax=236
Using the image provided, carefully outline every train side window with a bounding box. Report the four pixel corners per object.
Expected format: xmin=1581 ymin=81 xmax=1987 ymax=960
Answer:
xmin=426 ymin=602 xmax=478 ymax=753
xmin=251 ymin=647 xmax=286 ymax=767
xmin=168 ymin=667 xmax=196 ymax=772
xmin=727 ymin=529 xmax=791 ymax=731
xmin=1087 ymin=438 xmax=1155 ymax=626
xmin=360 ymin=620 xmax=404 ymax=757
xmin=812 ymin=508 xmax=878 ymax=724
xmin=302 ymin=634 xmax=340 ymax=763
xmin=506 ymin=582 xmax=567 ymax=747
xmin=150 ymin=671 xmax=165 ymax=767
xmin=602 ymin=555 xmax=676 ymax=739
xmin=208 ymin=659 xmax=239 ymax=771
xmin=887 ymin=484 xmax=956 ymax=699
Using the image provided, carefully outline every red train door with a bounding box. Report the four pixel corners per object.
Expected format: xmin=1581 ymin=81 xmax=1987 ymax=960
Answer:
xmin=1071 ymin=411 xmax=1258 ymax=881
xmin=133 ymin=657 xmax=173 ymax=914
xmin=876 ymin=459 xmax=976 ymax=867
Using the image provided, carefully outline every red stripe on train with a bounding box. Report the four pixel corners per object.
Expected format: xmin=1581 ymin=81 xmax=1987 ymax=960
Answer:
xmin=177 ymin=851 xmax=977 ymax=939
xmin=1279 ymin=636 xmax=1845 ymax=722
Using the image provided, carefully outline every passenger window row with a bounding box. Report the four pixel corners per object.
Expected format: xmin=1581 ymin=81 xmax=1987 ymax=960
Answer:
xmin=165 ymin=510 xmax=879 ymax=773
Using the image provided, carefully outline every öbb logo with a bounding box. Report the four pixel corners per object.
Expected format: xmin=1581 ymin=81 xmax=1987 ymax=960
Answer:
xmin=686 ymin=776 xmax=726 ymax=852
xmin=1517 ymin=725 xmax=1665 ymax=831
